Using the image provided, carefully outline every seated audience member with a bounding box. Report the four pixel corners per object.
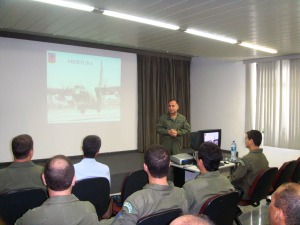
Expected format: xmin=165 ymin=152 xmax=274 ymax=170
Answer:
xmin=16 ymin=155 xmax=100 ymax=225
xmin=74 ymin=135 xmax=110 ymax=184
xmin=228 ymin=130 xmax=269 ymax=199
xmin=183 ymin=142 xmax=234 ymax=215
xmin=111 ymin=144 xmax=189 ymax=225
xmin=0 ymin=134 xmax=45 ymax=193
xmin=170 ymin=214 xmax=215 ymax=225
xmin=269 ymin=183 xmax=300 ymax=225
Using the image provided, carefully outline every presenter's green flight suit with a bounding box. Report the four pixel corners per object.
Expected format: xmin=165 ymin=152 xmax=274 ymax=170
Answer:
xmin=15 ymin=194 xmax=100 ymax=225
xmin=183 ymin=171 xmax=235 ymax=215
xmin=111 ymin=182 xmax=189 ymax=225
xmin=0 ymin=161 xmax=45 ymax=194
xmin=156 ymin=113 xmax=190 ymax=155
xmin=229 ymin=148 xmax=269 ymax=200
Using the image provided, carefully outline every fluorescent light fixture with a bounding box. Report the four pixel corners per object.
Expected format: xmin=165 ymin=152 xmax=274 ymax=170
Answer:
xmin=32 ymin=0 xmax=94 ymax=12
xmin=102 ymin=10 xmax=180 ymax=30
xmin=239 ymin=42 xmax=278 ymax=54
xmin=185 ymin=28 xmax=238 ymax=44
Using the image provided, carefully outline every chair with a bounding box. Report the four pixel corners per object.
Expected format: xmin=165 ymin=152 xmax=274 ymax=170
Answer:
xmin=270 ymin=161 xmax=297 ymax=193
xmin=136 ymin=208 xmax=182 ymax=225
xmin=0 ymin=188 xmax=48 ymax=225
xmin=238 ymin=167 xmax=278 ymax=207
xmin=291 ymin=157 xmax=300 ymax=183
xmin=72 ymin=177 xmax=110 ymax=219
xmin=199 ymin=191 xmax=240 ymax=225
xmin=233 ymin=168 xmax=278 ymax=225
xmin=112 ymin=170 xmax=148 ymax=214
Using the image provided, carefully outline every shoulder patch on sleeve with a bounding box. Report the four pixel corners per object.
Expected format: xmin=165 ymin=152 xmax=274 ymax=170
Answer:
xmin=123 ymin=202 xmax=133 ymax=213
xmin=238 ymin=160 xmax=246 ymax=166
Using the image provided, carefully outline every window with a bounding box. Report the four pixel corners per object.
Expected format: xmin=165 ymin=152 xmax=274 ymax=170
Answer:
xmin=245 ymin=59 xmax=300 ymax=150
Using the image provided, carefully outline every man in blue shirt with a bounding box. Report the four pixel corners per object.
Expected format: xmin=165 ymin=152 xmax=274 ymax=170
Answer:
xmin=74 ymin=135 xmax=110 ymax=184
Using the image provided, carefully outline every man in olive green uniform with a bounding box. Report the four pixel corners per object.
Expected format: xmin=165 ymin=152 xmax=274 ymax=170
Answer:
xmin=0 ymin=134 xmax=45 ymax=194
xmin=229 ymin=130 xmax=269 ymax=200
xmin=16 ymin=155 xmax=100 ymax=225
xmin=111 ymin=145 xmax=189 ymax=225
xmin=183 ymin=142 xmax=234 ymax=215
xmin=156 ymin=99 xmax=190 ymax=155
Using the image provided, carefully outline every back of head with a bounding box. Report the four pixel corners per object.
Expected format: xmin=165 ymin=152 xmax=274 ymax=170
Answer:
xmin=247 ymin=130 xmax=262 ymax=147
xmin=11 ymin=134 xmax=33 ymax=159
xmin=82 ymin=135 xmax=101 ymax=158
xmin=44 ymin=155 xmax=75 ymax=191
xmin=198 ymin=142 xmax=222 ymax=171
xmin=274 ymin=183 xmax=300 ymax=225
xmin=170 ymin=214 xmax=215 ymax=225
xmin=144 ymin=144 xmax=170 ymax=178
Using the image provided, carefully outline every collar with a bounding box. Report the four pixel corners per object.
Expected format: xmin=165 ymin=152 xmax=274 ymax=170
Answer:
xmin=143 ymin=181 xmax=174 ymax=191
xmin=9 ymin=161 xmax=36 ymax=168
xmin=81 ymin=158 xmax=97 ymax=162
xmin=250 ymin=148 xmax=263 ymax=153
xmin=43 ymin=194 xmax=79 ymax=205
xmin=196 ymin=170 xmax=220 ymax=178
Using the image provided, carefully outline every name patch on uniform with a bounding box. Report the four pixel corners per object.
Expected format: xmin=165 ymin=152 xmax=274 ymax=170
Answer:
xmin=123 ymin=202 xmax=133 ymax=213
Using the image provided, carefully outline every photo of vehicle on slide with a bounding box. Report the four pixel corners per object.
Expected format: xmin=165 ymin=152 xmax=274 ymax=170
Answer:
xmin=47 ymin=51 xmax=121 ymax=124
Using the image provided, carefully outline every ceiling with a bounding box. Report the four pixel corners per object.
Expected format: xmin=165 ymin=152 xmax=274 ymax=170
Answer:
xmin=1 ymin=0 xmax=300 ymax=61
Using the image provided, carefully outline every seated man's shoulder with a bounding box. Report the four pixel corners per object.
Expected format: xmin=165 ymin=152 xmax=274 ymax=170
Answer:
xmin=34 ymin=164 xmax=44 ymax=171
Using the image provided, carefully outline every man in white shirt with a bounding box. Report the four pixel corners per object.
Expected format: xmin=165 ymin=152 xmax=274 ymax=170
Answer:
xmin=74 ymin=135 xmax=110 ymax=184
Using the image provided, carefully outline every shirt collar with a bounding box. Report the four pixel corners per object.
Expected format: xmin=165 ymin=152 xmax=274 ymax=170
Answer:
xmin=9 ymin=161 xmax=36 ymax=168
xmin=143 ymin=181 xmax=174 ymax=191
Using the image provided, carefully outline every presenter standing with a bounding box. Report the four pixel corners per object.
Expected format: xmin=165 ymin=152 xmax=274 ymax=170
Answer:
xmin=156 ymin=99 xmax=190 ymax=155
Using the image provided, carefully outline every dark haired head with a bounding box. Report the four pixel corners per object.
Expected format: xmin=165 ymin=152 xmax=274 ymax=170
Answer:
xmin=44 ymin=155 xmax=74 ymax=191
xmin=168 ymin=99 xmax=178 ymax=104
xmin=273 ymin=183 xmax=300 ymax=225
xmin=246 ymin=130 xmax=262 ymax=146
xmin=144 ymin=144 xmax=170 ymax=178
xmin=198 ymin=142 xmax=222 ymax=171
xmin=82 ymin=135 xmax=101 ymax=158
xmin=11 ymin=134 xmax=33 ymax=159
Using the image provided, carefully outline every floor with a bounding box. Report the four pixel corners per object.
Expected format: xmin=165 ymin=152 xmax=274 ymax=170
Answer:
xmin=237 ymin=200 xmax=270 ymax=225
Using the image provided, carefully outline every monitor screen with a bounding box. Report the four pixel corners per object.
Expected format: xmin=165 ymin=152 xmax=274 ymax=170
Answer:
xmin=190 ymin=129 xmax=222 ymax=150
xmin=204 ymin=131 xmax=220 ymax=145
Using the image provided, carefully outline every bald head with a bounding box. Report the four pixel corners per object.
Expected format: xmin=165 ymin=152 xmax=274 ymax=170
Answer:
xmin=43 ymin=155 xmax=74 ymax=191
xmin=170 ymin=214 xmax=215 ymax=225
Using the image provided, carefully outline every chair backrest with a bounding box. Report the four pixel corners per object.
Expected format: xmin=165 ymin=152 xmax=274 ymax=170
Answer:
xmin=248 ymin=167 xmax=278 ymax=205
xmin=199 ymin=191 xmax=239 ymax=225
xmin=136 ymin=208 xmax=182 ymax=225
xmin=121 ymin=170 xmax=148 ymax=203
xmin=72 ymin=177 xmax=110 ymax=219
xmin=272 ymin=161 xmax=297 ymax=191
xmin=291 ymin=157 xmax=300 ymax=183
xmin=0 ymin=188 xmax=48 ymax=225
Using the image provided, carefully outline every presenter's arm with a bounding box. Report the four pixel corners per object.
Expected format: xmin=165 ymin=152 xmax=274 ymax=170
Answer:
xmin=156 ymin=115 xmax=169 ymax=135
xmin=176 ymin=118 xmax=190 ymax=136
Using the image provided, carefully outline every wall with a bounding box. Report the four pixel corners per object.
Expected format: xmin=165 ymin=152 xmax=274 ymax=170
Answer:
xmin=190 ymin=57 xmax=246 ymax=155
xmin=190 ymin=57 xmax=299 ymax=168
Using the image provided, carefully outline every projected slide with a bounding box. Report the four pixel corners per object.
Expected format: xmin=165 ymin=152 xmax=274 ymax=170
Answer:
xmin=47 ymin=51 xmax=121 ymax=123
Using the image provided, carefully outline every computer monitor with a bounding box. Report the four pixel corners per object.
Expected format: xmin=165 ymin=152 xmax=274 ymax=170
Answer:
xmin=190 ymin=129 xmax=222 ymax=150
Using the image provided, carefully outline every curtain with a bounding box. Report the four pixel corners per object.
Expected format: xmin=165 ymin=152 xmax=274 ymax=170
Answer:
xmin=245 ymin=58 xmax=300 ymax=150
xmin=137 ymin=55 xmax=191 ymax=152
xmin=289 ymin=59 xmax=300 ymax=149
